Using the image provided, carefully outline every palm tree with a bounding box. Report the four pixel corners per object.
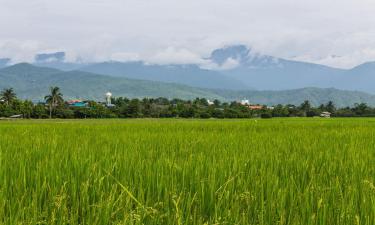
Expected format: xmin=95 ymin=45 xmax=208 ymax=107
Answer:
xmin=44 ymin=86 xmax=64 ymax=119
xmin=0 ymin=88 xmax=17 ymax=106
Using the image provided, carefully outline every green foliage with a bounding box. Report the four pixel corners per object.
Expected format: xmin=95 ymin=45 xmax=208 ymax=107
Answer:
xmin=45 ymin=86 xmax=64 ymax=118
xmin=0 ymin=88 xmax=16 ymax=105
xmin=260 ymin=112 xmax=272 ymax=118
xmin=32 ymin=104 xmax=48 ymax=118
xmin=3 ymin=87 xmax=375 ymax=119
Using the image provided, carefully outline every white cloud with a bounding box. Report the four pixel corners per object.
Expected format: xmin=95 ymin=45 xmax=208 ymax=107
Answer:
xmin=110 ymin=52 xmax=140 ymax=62
xmin=0 ymin=40 xmax=43 ymax=63
xmin=202 ymin=58 xmax=240 ymax=70
xmin=1 ymin=0 xmax=375 ymax=68
xmin=146 ymin=47 xmax=205 ymax=65
xmin=220 ymin=58 xmax=240 ymax=70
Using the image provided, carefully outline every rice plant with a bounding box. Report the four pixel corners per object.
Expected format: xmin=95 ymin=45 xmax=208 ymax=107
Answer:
xmin=0 ymin=118 xmax=374 ymax=224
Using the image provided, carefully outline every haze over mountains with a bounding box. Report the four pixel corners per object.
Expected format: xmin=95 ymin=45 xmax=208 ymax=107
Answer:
xmin=0 ymin=58 xmax=11 ymax=68
xmin=9 ymin=45 xmax=373 ymax=93
xmin=2 ymin=45 xmax=375 ymax=106
xmin=0 ymin=63 xmax=224 ymax=101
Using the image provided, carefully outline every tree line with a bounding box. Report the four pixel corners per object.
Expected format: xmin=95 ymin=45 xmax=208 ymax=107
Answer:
xmin=1 ymin=87 xmax=375 ymax=119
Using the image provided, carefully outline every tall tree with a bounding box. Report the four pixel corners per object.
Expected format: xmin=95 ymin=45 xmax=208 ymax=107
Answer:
xmin=325 ymin=101 xmax=336 ymax=113
xmin=21 ymin=100 xmax=34 ymax=118
xmin=0 ymin=88 xmax=17 ymax=106
xmin=44 ymin=86 xmax=64 ymax=119
xmin=300 ymin=100 xmax=311 ymax=112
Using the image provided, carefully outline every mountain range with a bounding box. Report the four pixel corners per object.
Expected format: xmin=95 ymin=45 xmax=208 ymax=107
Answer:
xmin=0 ymin=58 xmax=10 ymax=68
xmin=21 ymin=45 xmax=375 ymax=94
xmin=2 ymin=45 xmax=375 ymax=106
xmin=1 ymin=63 xmax=375 ymax=107
xmin=0 ymin=63 xmax=224 ymax=101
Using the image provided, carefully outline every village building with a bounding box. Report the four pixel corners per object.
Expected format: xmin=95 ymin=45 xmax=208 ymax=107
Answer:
xmin=248 ymin=105 xmax=264 ymax=110
xmin=67 ymin=99 xmax=88 ymax=107
xmin=320 ymin=112 xmax=331 ymax=118
xmin=207 ymin=99 xmax=214 ymax=105
xmin=240 ymin=99 xmax=250 ymax=105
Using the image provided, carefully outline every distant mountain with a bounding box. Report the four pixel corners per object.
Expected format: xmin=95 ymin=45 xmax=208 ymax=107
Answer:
xmin=2 ymin=45 xmax=375 ymax=95
xmin=79 ymin=61 xmax=248 ymax=90
xmin=34 ymin=62 xmax=85 ymax=71
xmin=0 ymin=63 xmax=224 ymax=101
xmin=28 ymin=47 xmax=375 ymax=93
xmin=0 ymin=58 xmax=10 ymax=68
xmin=1 ymin=64 xmax=375 ymax=107
xmin=336 ymin=62 xmax=375 ymax=93
xmin=209 ymin=45 xmax=345 ymax=90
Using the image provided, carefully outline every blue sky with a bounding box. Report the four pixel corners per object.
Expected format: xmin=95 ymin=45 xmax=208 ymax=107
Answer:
xmin=1 ymin=0 xmax=375 ymax=68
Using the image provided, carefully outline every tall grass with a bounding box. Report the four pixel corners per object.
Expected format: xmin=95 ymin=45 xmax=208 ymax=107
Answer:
xmin=0 ymin=119 xmax=374 ymax=224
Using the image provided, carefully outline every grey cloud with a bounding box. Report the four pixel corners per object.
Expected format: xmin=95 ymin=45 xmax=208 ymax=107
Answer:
xmin=1 ymin=0 xmax=375 ymax=68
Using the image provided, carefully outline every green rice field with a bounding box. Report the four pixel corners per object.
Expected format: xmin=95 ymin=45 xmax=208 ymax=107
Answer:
xmin=0 ymin=119 xmax=375 ymax=224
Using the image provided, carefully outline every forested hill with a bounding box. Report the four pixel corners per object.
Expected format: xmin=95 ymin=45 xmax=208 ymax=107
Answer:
xmin=0 ymin=63 xmax=224 ymax=101
xmin=2 ymin=63 xmax=375 ymax=107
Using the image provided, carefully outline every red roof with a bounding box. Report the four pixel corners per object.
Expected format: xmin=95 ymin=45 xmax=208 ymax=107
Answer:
xmin=248 ymin=105 xmax=264 ymax=110
xmin=67 ymin=99 xmax=82 ymax=104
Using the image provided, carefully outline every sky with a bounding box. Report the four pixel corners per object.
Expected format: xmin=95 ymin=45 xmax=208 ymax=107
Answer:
xmin=1 ymin=0 xmax=375 ymax=68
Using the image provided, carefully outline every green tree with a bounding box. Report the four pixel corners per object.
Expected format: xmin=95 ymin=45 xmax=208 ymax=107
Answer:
xmin=325 ymin=101 xmax=336 ymax=113
xmin=0 ymin=88 xmax=17 ymax=106
xmin=32 ymin=104 xmax=47 ymax=118
xmin=299 ymin=100 xmax=311 ymax=116
xmin=213 ymin=99 xmax=221 ymax=107
xmin=272 ymin=104 xmax=289 ymax=117
xmin=21 ymin=100 xmax=34 ymax=118
xmin=300 ymin=100 xmax=311 ymax=112
xmin=353 ymin=103 xmax=369 ymax=116
xmin=44 ymin=87 xmax=64 ymax=119
xmin=127 ymin=99 xmax=141 ymax=118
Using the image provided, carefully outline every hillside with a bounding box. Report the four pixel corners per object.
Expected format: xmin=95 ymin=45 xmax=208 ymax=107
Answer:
xmin=1 ymin=64 xmax=375 ymax=107
xmin=0 ymin=64 xmax=224 ymax=101
xmin=79 ymin=61 xmax=248 ymax=90
xmin=0 ymin=58 xmax=11 ymax=69
xmin=210 ymin=45 xmax=345 ymax=90
xmin=30 ymin=47 xmax=375 ymax=93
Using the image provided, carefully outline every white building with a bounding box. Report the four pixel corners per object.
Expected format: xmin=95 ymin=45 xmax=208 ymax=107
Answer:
xmin=320 ymin=112 xmax=331 ymax=118
xmin=105 ymin=92 xmax=115 ymax=107
xmin=240 ymin=99 xmax=250 ymax=105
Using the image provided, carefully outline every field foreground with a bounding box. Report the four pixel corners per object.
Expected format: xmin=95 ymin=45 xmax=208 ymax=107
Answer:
xmin=0 ymin=119 xmax=375 ymax=224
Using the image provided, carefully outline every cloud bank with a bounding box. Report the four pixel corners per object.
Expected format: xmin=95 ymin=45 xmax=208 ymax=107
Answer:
xmin=1 ymin=0 xmax=375 ymax=68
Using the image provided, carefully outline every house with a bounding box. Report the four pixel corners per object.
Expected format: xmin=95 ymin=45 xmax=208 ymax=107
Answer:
xmin=240 ymin=99 xmax=250 ymax=105
xmin=320 ymin=112 xmax=331 ymax=118
xmin=248 ymin=105 xmax=264 ymax=110
xmin=207 ymin=100 xmax=214 ymax=105
xmin=67 ymin=99 xmax=88 ymax=107
xmin=9 ymin=114 xmax=23 ymax=119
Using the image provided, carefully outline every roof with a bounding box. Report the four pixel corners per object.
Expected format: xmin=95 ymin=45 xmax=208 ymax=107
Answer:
xmin=67 ymin=99 xmax=83 ymax=104
xmin=69 ymin=102 xmax=88 ymax=107
xmin=248 ymin=105 xmax=264 ymax=110
xmin=9 ymin=114 xmax=22 ymax=118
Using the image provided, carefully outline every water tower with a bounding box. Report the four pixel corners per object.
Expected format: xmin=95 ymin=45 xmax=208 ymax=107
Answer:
xmin=106 ymin=92 xmax=112 ymax=106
